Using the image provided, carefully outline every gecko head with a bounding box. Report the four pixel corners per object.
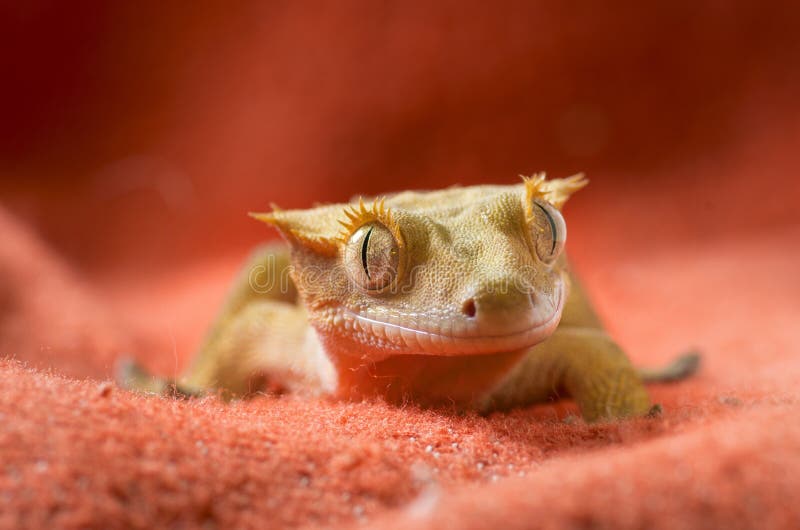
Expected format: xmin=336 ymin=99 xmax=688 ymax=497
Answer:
xmin=252 ymin=174 xmax=587 ymax=360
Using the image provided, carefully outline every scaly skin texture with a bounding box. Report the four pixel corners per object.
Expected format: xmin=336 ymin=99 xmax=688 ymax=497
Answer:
xmin=120 ymin=175 xmax=698 ymax=422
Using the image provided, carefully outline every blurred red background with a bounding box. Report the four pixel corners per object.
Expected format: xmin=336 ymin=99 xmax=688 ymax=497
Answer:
xmin=1 ymin=1 xmax=799 ymax=373
xmin=3 ymin=1 xmax=799 ymax=265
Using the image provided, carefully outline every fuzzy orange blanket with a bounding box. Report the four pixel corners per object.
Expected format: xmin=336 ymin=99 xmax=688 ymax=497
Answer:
xmin=2 ymin=165 xmax=799 ymax=528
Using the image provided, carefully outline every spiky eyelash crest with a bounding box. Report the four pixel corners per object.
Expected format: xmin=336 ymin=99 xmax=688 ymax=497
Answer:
xmin=521 ymin=172 xmax=550 ymax=222
xmin=336 ymin=197 xmax=402 ymax=247
xmin=521 ymin=172 xmax=588 ymax=216
xmin=249 ymin=197 xmax=402 ymax=257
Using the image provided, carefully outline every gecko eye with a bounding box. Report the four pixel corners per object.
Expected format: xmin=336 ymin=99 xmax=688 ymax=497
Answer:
xmin=345 ymin=222 xmax=400 ymax=292
xmin=530 ymin=199 xmax=566 ymax=264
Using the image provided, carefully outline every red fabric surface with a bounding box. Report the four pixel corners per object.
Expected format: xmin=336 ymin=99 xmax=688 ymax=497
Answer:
xmin=2 ymin=3 xmax=800 ymax=529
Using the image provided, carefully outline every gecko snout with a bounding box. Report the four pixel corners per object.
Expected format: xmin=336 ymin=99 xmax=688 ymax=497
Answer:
xmin=460 ymin=281 xmax=535 ymax=321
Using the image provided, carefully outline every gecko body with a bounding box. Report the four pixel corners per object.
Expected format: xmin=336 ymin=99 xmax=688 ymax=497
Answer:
xmin=121 ymin=175 xmax=698 ymax=421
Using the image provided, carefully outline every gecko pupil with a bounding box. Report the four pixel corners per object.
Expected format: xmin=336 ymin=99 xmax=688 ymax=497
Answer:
xmin=361 ymin=226 xmax=374 ymax=279
xmin=535 ymin=202 xmax=557 ymax=254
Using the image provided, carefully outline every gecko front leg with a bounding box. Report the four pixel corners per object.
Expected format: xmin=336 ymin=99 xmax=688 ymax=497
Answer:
xmin=554 ymin=328 xmax=653 ymax=421
xmin=485 ymin=328 xmax=652 ymax=422
xmin=118 ymin=243 xmax=335 ymax=398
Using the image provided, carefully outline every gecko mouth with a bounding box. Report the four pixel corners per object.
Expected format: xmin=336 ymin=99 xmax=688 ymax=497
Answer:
xmin=340 ymin=282 xmax=565 ymax=356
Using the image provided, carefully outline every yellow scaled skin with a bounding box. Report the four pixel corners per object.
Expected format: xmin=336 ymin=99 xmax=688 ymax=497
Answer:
xmin=120 ymin=175 xmax=698 ymax=422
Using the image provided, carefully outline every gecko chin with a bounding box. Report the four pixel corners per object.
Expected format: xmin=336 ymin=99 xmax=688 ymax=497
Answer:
xmin=323 ymin=281 xmax=566 ymax=357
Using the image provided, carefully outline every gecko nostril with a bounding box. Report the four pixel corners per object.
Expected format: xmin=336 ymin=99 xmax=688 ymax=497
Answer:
xmin=461 ymin=298 xmax=477 ymax=318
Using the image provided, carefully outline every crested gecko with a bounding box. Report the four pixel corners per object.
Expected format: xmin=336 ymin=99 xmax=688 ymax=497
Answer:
xmin=121 ymin=174 xmax=698 ymax=422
